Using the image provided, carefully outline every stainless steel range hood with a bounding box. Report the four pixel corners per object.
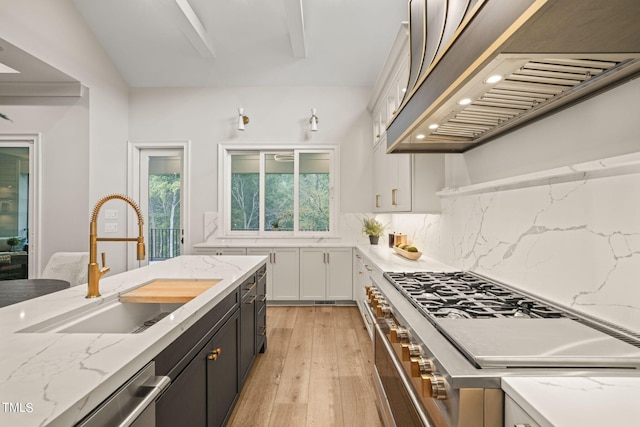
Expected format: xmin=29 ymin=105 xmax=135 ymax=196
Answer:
xmin=387 ymin=0 xmax=640 ymax=153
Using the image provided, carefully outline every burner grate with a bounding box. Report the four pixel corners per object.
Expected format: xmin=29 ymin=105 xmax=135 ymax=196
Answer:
xmin=384 ymin=271 xmax=566 ymax=320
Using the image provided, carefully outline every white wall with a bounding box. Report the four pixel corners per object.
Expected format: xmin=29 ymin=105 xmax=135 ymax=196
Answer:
xmin=0 ymin=0 xmax=130 ymax=273
xmin=129 ymin=86 xmax=373 ymax=246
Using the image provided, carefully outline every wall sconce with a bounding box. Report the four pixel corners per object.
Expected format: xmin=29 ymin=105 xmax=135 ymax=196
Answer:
xmin=237 ymin=107 xmax=249 ymax=131
xmin=309 ymin=108 xmax=319 ymax=132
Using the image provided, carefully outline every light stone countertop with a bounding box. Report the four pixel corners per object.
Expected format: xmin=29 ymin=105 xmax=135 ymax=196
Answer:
xmin=355 ymin=243 xmax=457 ymax=272
xmin=502 ymin=376 xmax=640 ymax=427
xmin=0 ymin=255 xmax=267 ymax=427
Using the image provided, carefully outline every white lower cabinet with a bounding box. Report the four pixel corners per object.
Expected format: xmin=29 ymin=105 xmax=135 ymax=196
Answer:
xmin=300 ymin=248 xmax=352 ymax=301
xmin=247 ymin=248 xmax=299 ymax=300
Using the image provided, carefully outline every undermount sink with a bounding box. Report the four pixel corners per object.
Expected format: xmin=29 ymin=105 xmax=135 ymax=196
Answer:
xmin=18 ymin=278 xmax=222 ymax=334
xmin=19 ymin=297 xmax=184 ymax=334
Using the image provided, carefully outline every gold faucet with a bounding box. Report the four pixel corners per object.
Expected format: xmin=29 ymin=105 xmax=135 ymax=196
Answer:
xmin=87 ymin=194 xmax=145 ymax=298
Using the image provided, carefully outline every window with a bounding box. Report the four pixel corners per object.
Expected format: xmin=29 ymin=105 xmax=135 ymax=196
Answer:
xmin=222 ymin=146 xmax=337 ymax=236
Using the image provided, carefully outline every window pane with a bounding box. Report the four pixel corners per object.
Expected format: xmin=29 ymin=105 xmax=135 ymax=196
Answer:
xmin=299 ymin=153 xmax=330 ymax=231
xmin=231 ymin=154 xmax=259 ymax=231
xmin=265 ymin=153 xmax=294 ymax=231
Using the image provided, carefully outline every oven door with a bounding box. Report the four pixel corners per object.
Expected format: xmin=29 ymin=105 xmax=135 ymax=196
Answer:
xmin=374 ymin=323 xmax=433 ymax=427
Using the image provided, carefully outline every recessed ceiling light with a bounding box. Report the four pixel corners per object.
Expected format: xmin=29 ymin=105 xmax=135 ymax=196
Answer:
xmin=485 ymin=74 xmax=502 ymax=84
xmin=428 ymin=124 xmax=439 ymax=130
xmin=401 ymin=87 xmax=407 ymax=93
xmin=416 ymin=134 xmax=426 ymax=140
xmin=458 ymin=98 xmax=472 ymax=106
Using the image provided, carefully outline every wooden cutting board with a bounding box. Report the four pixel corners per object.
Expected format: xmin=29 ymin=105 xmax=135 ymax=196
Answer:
xmin=120 ymin=279 xmax=221 ymax=303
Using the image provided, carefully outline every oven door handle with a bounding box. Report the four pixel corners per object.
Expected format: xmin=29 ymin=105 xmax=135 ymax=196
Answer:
xmin=375 ymin=323 xmax=434 ymax=427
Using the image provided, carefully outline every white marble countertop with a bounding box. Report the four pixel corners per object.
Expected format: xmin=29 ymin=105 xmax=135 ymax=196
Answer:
xmin=355 ymin=243 xmax=457 ymax=272
xmin=0 ymin=255 xmax=267 ymax=427
xmin=502 ymin=376 xmax=640 ymax=427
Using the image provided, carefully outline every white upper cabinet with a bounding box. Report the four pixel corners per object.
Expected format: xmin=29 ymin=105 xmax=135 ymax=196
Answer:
xmin=368 ymin=24 xmax=410 ymax=147
xmin=368 ymin=23 xmax=444 ymax=213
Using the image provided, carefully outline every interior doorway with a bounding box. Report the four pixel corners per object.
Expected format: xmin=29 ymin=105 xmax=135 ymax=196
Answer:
xmin=129 ymin=142 xmax=190 ymax=268
xmin=0 ymin=135 xmax=38 ymax=279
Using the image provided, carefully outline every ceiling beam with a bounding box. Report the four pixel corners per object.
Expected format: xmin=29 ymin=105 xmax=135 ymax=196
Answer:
xmin=158 ymin=0 xmax=216 ymax=59
xmin=0 ymin=82 xmax=84 ymax=97
xmin=284 ymin=0 xmax=307 ymax=58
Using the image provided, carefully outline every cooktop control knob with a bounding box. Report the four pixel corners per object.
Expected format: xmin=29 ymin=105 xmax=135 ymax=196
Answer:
xmin=421 ymin=373 xmax=447 ymax=400
xmin=411 ymin=357 xmax=435 ymax=376
xmin=401 ymin=343 xmax=423 ymax=361
xmin=376 ymin=304 xmax=392 ymax=318
xmin=390 ymin=326 xmax=410 ymax=343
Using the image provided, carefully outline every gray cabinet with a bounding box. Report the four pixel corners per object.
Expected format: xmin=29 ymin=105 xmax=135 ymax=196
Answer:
xmin=155 ymin=264 xmax=266 ymax=427
xmin=239 ymin=275 xmax=256 ymax=386
xmin=156 ymin=307 xmax=239 ymax=427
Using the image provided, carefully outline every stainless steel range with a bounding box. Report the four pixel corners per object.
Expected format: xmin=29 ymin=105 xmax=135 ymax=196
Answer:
xmin=367 ymin=271 xmax=640 ymax=427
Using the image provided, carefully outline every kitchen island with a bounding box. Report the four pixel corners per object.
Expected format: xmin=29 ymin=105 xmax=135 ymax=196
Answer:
xmin=0 ymin=255 xmax=266 ymax=427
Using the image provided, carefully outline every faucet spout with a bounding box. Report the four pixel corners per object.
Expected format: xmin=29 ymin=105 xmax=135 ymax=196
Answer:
xmin=87 ymin=194 xmax=145 ymax=298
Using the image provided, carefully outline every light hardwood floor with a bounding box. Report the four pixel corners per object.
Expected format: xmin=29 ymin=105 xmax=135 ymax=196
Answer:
xmin=228 ymin=306 xmax=383 ymax=427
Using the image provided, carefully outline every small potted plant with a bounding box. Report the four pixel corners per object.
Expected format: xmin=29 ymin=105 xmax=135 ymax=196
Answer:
xmin=6 ymin=237 xmax=21 ymax=251
xmin=362 ymin=216 xmax=385 ymax=245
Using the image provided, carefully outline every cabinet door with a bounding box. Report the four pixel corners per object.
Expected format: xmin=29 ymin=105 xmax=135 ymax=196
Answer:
xmin=156 ymin=344 xmax=207 ymax=427
xmin=327 ymin=248 xmax=353 ymax=300
xmin=372 ymin=140 xmax=387 ymax=211
xmin=300 ymin=248 xmax=327 ymax=300
xmin=207 ymin=311 xmax=239 ymax=427
xmin=271 ymin=248 xmax=300 ymax=300
xmin=389 ymin=154 xmax=412 ymax=212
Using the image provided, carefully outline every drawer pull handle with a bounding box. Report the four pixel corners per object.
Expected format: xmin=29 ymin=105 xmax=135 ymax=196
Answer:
xmin=208 ymin=348 xmax=222 ymax=361
xmin=259 ymin=295 xmax=267 ymax=302
xmin=245 ymin=282 xmax=256 ymax=292
xmin=246 ymin=296 xmax=256 ymax=304
xmin=260 ymin=326 xmax=267 ymax=336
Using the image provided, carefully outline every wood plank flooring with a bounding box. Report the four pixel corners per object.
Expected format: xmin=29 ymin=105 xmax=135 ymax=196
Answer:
xmin=228 ymin=306 xmax=383 ymax=427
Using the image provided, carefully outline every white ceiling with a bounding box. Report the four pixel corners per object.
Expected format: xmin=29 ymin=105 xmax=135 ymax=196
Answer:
xmin=71 ymin=0 xmax=408 ymax=88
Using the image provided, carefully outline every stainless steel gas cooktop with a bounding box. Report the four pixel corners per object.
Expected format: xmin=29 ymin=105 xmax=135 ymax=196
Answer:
xmin=383 ymin=271 xmax=640 ymax=369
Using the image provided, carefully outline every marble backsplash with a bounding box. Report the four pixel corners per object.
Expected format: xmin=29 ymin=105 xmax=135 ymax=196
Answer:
xmin=389 ymin=154 xmax=640 ymax=334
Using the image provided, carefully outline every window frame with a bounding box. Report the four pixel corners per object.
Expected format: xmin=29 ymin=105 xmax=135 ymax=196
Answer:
xmin=219 ymin=143 xmax=339 ymax=238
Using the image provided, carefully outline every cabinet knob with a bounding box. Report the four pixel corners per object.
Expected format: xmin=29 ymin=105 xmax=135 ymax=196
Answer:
xmin=208 ymin=348 xmax=222 ymax=361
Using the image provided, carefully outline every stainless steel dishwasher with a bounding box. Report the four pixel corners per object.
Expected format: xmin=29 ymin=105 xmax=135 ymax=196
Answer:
xmin=76 ymin=361 xmax=170 ymax=427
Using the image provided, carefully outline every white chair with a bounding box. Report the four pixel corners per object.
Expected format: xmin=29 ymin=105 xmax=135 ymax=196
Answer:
xmin=41 ymin=252 xmax=89 ymax=287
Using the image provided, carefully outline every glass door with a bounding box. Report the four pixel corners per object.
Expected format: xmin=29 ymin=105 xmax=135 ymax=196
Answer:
xmin=0 ymin=143 xmax=32 ymax=279
xmin=139 ymin=149 xmax=183 ymax=265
